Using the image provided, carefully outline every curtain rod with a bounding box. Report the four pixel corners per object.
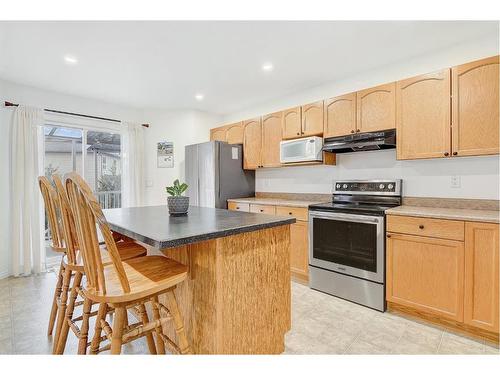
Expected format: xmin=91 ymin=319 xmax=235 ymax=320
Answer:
xmin=4 ymin=101 xmax=150 ymax=128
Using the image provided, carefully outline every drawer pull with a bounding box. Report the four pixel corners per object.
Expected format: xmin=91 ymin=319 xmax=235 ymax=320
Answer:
xmin=387 ymin=234 xmax=391 ymax=238
xmin=289 ymin=212 xmax=293 ymax=215
xmin=419 ymin=225 xmax=424 ymax=229
xmin=236 ymin=207 xmax=240 ymax=210
xmin=260 ymin=209 xmax=264 ymax=212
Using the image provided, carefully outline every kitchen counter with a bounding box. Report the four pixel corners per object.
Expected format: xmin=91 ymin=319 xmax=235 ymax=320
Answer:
xmin=104 ymin=205 xmax=292 ymax=354
xmin=227 ymin=196 xmax=328 ymax=208
xmin=386 ymin=205 xmax=500 ymax=224
xmin=104 ymin=205 xmax=295 ymax=249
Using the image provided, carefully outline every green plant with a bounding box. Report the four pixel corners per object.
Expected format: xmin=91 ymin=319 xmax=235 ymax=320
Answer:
xmin=166 ymin=179 xmax=188 ymax=197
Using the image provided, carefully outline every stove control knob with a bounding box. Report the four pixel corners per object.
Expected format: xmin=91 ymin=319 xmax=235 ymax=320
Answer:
xmin=388 ymin=183 xmax=394 ymax=190
xmin=343 ymin=184 xmax=348 ymax=189
xmin=336 ymin=184 xmax=341 ymax=189
xmin=379 ymin=184 xmax=385 ymax=189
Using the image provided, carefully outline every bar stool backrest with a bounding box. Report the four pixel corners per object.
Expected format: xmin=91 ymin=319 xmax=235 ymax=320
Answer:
xmin=38 ymin=176 xmax=64 ymax=252
xmin=65 ymin=172 xmax=130 ymax=295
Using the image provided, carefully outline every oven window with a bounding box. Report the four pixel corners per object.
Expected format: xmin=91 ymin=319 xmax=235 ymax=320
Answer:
xmin=312 ymin=217 xmax=377 ymax=272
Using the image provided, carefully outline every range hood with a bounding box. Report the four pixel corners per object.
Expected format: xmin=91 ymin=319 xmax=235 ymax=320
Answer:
xmin=322 ymin=129 xmax=396 ymax=153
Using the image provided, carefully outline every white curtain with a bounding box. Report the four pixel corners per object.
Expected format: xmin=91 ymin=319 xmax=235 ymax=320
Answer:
xmin=122 ymin=122 xmax=145 ymax=207
xmin=10 ymin=105 xmax=45 ymax=276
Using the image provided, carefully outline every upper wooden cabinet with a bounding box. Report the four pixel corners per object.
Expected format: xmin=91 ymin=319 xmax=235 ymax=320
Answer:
xmin=210 ymin=127 xmax=226 ymax=142
xmin=324 ymin=93 xmax=357 ymax=138
xmin=225 ymin=122 xmax=244 ymax=144
xmin=242 ymin=117 xmax=262 ymax=170
xmin=396 ymin=69 xmax=451 ymax=160
xmin=452 ymin=56 xmax=500 ymax=157
xmin=301 ymin=101 xmax=324 ymax=137
xmin=357 ymin=82 xmax=396 ymax=133
xmin=464 ymin=222 xmax=499 ymax=333
xmin=282 ymin=107 xmax=302 ymax=139
xmin=386 ymin=232 xmax=465 ymax=322
xmin=261 ymin=111 xmax=283 ymax=168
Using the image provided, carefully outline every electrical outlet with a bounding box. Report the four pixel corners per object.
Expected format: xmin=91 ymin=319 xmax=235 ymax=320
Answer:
xmin=451 ymin=176 xmax=461 ymax=188
xmin=146 ymin=179 xmax=153 ymax=188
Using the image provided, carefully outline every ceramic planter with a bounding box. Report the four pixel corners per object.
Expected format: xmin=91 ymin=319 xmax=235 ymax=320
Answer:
xmin=167 ymin=196 xmax=189 ymax=216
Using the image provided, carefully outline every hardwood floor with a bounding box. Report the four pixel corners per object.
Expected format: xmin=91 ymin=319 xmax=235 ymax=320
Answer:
xmin=0 ymin=272 xmax=498 ymax=354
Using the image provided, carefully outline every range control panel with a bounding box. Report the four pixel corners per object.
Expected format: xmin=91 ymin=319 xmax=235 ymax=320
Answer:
xmin=334 ymin=180 xmax=401 ymax=195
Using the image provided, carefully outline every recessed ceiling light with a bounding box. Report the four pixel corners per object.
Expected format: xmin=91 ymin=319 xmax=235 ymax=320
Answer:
xmin=195 ymin=94 xmax=204 ymax=101
xmin=63 ymin=55 xmax=78 ymax=65
xmin=262 ymin=63 xmax=274 ymax=72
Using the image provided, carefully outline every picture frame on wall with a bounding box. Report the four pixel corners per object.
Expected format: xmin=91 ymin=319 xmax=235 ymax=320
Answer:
xmin=157 ymin=141 xmax=174 ymax=168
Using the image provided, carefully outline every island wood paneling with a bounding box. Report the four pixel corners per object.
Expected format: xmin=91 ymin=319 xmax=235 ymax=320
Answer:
xmin=160 ymin=225 xmax=291 ymax=354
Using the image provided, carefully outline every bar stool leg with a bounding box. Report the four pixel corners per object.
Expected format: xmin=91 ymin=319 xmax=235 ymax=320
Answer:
xmin=151 ymin=296 xmax=166 ymax=354
xmin=48 ymin=258 xmax=64 ymax=336
xmin=136 ymin=303 xmax=157 ymax=354
xmin=52 ymin=267 xmax=71 ymax=353
xmin=55 ymin=271 xmax=83 ymax=354
xmin=77 ymin=296 xmax=92 ymax=354
xmin=89 ymin=303 xmax=108 ymax=354
xmin=166 ymin=289 xmax=191 ymax=354
xmin=110 ymin=306 xmax=126 ymax=354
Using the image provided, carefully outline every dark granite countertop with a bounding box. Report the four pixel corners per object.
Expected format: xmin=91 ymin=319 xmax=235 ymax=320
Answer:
xmin=103 ymin=205 xmax=295 ymax=249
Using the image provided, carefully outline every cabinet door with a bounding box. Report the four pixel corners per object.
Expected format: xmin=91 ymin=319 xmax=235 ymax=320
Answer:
xmin=396 ymin=70 xmax=451 ymax=160
xmin=290 ymin=221 xmax=309 ymax=282
xmin=225 ymin=122 xmax=244 ymax=144
xmin=261 ymin=111 xmax=282 ymax=168
xmin=464 ymin=222 xmax=499 ymax=333
xmin=282 ymin=107 xmax=302 ymax=139
xmin=210 ymin=127 xmax=227 ymax=141
xmin=301 ymin=101 xmax=324 ymax=137
xmin=452 ymin=56 xmax=500 ymax=157
xmin=357 ymin=82 xmax=396 ymax=133
xmin=242 ymin=118 xmax=262 ymax=170
xmin=324 ymin=93 xmax=357 ymax=138
xmin=386 ymin=233 xmax=464 ymax=321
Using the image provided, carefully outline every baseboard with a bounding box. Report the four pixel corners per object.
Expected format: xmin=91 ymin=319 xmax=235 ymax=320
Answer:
xmin=0 ymin=270 xmax=10 ymax=280
xmin=388 ymin=301 xmax=499 ymax=345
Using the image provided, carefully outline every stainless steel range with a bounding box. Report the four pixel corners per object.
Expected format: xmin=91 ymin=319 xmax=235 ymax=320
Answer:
xmin=308 ymin=179 xmax=402 ymax=311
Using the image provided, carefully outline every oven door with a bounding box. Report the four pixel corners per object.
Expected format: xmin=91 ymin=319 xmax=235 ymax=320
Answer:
xmin=309 ymin=210 xmax=384 ymax=283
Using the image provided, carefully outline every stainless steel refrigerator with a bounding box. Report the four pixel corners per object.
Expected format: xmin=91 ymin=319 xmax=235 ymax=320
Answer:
xmin=185 ymin=141 xmax=255 ymax=208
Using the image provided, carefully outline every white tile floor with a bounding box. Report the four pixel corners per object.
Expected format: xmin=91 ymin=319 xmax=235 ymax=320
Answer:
xmin=0 ymin=272 xmax=498 ymax=355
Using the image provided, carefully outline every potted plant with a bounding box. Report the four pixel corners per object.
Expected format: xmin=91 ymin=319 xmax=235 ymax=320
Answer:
xmin=166 ymin=179 xmax=189 ymax=216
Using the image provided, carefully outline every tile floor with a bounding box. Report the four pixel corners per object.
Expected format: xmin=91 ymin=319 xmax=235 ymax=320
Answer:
xmin=0 ymin=272 xmax=498 ymax=355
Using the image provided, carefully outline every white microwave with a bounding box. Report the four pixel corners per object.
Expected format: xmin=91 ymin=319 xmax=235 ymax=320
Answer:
xmin=280 ymin=136 xmax=323 ymax=164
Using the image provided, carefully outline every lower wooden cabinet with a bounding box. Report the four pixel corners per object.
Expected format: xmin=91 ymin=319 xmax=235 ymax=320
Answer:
xmin=228 ymin=201 xmax=309 ymax=282
xmin=386 ymin=232 xmax=465 ymax=321
xmin=387 ymin=214 xmax=499 ymax=337
xmin=464 ymin=222 xmax=499 ymax=332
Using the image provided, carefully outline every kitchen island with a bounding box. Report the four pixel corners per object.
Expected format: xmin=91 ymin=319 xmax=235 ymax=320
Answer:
xmin=104 ymin=205 xmax=294 ymax=354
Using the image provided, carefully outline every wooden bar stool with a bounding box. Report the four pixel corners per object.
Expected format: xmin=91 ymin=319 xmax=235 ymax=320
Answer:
xmin=66 ymin=172 xmax=191 ymax=355
xmin=48 ymin=174 xmax=150 ymax=354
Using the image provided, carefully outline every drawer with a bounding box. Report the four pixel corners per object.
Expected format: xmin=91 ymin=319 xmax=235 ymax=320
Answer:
xmin=249 ymin=204 xmax=276 ymax=215
xmin=387 ymin=215 xmax=464 ymax=241
xmin=228 ymin=201 xmax=249 ymax=212
xmin=276 ymin=206 xmax=308 ymax=221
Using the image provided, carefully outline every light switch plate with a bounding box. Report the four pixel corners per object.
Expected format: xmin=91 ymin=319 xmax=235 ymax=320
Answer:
xmin=451 ymin=176 xmax=461 ymax=188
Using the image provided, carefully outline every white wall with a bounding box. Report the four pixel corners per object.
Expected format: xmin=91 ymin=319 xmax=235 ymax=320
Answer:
xmin=142 ymin=109 xmax=221 ymax=206
xmin=223 ymin=35 xmax=500 ymax=200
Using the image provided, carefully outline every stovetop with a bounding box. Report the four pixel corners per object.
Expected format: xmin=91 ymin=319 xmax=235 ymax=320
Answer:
xmin=308 ymin=201 xmax=399 ymax=216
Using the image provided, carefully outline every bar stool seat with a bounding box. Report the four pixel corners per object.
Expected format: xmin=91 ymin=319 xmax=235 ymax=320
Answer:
xmin=84 ymin=256 xmax=187 ymax=303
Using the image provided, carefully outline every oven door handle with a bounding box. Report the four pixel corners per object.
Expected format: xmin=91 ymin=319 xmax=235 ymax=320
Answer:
xmin=309 ymin=211 xmax=382 ymax=224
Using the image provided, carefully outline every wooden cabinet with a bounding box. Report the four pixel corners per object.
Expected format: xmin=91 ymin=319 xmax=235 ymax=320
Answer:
xmin=275 ymin=206 xmax=308 ymax=221
xmin=210 ymin=127 xmax=226 ymax=141
xmin=324 ymin=93 xmax=357 ymax=138
xmin=242 ymin=117 xmax=262 ymax=170
xmin=289 ymin=221 xmax=309 ymax=282
xmin=301 ymin=101 xmax=324 ymax=137
xmin=396 ymin=70 xmax=452 ymax=160
xmin=249 ymin=204 xmax=276 ymax=215
xmin=357 ymin=82 xmax=396 ymax=133
xmin=386 ymin=215 xmax=464 ymax=241
xmin=452 ymin=56 xmax=500 ymax=157
xmin=227 ymin=201 xmax=249 ymax=212
xmin=386 ymin=232 xmax=465 ymax=321
xmin=282 ymin=107 xmax=302 ymax=139
xmin=225 ymin=122 xmax=244 ymax=144
xmin=464 ymin=222 xmax=499 ymax=333
xmin=261 ymin=112 xmax=283 ymax=168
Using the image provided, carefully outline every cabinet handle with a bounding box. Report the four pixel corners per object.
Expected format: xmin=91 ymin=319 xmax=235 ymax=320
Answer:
xmin=260 ymin=209 xmax=264 ymax=212
xmin=453 ymin=152 xmax=458 ymax=156
xmin=236 ymin=207 xmax=240 ymax=210
xmin=296 ymin=132 xmax=300 ymax=135
xmin=386 ymin=234 xmax=391 ymax=238
xmin=419 ymin=225 xmax=424 ymax=229
xmin=444 ymin=152 xmax=449 ymax=156
xmin=289 ymin=212 xmax=293 ymax=215
xmin=356 ymin=129 xmax=360 ymax=133
xmin=351 ymin=130 xmax=355 ymax=134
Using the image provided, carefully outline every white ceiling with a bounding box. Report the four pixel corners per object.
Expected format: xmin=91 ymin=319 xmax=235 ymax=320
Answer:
xmin=0 ymin=21 xmax=498 ymax=115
